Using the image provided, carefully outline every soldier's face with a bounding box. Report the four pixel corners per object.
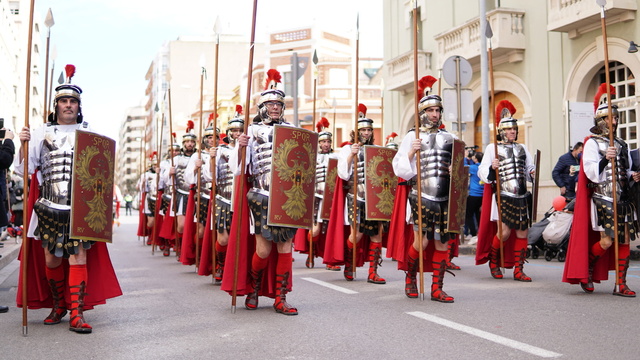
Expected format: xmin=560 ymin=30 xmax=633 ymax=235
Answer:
xmin=229 ymin=129 xmax=242 ymax=140
xmin=425 ymin=106 xmax=441 ymax=124
xmin=503 ymin=127 xmax=517 ymax=142
xmin=56 ymin=97 xmax=80 ymax=125
xmin=184 ymin=140 xmax=196 ymax=150
xmin=358 ymin=128 xmax=373 ymax=141
xmin=264 ymin=101 xmax=283 ymax=120
xmin=319 ymin=139 xmax=332 ymax=152
xmin=205 ymin=135 xmax=216 ymax=147
xmin=171 ymin=148 xmax=180 ymax=157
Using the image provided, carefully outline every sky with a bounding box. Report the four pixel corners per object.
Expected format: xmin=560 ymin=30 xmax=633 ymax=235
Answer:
xmin=33 ymin=0 xmax=383 ymax=141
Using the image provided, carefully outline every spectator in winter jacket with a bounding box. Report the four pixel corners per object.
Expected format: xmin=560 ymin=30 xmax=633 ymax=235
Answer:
xmin=552 ymin=142 xmax=583 ymax=200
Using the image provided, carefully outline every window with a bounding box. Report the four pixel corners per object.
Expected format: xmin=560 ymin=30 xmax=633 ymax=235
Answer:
xmin=597 ymin=62 xmax=637 ymax=149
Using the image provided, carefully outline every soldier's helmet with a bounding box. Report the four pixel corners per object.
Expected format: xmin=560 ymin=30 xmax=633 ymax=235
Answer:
xmin=416 ymin=75 xmax=442 ymax=129
xmin=257 ymin=69 xmax=285 ymax=124
xmin=495 ymin=100 xmax=518 ymax=142
xmin=49 ymin=64 xmax=83 ymax=124
xmin=591 ymin=83 xmax=618 ymax=136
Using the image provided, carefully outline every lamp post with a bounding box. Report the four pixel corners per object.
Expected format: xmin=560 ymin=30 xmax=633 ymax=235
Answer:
xmin=628 ymin=41 xmax=638 ymax=53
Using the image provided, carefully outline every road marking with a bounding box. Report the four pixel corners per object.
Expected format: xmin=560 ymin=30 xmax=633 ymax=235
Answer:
xmin=301 ymin=277 xmax=358 ymax=294
xmin=406 ymin=311 xmax=562 ymax=358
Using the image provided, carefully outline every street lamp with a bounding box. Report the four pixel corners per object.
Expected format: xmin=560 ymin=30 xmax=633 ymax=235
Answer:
xmin=628 ymin=41 xmax=639 ymax=53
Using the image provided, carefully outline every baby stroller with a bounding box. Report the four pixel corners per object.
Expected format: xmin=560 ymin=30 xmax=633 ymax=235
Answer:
xmin=527 ymin=198 xmax=574 ymax=262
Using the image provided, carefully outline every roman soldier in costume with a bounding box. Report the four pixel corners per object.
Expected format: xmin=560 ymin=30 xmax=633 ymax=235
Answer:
xmin=476 ymin=100 xmax=535 ymax=282
xmin=138 ymin=153 xmax=158 ymax=238
xmin=294 ymin=117 xmax=339 ymax=270
xmin=200 ymin=106 xmax=244 ymax=282
xmin=168 ymin=122 xmax=197 ymax=256
xmin=562 ymin=83 xmax=639 ymax=297
xmin=157 ymin=138 xmax=181 ymax=256
xmin=182 ymin=117 xmax=217 ymax=266
xmin=229 ymin=69 xmax=300 ymax=315
xmin=327 ymin=103 xmax=387 ymax=285
xmin=15 ymin=65 xmax=122 ymax=333
xmin=391 ymin=76 xmax=461 ymax=302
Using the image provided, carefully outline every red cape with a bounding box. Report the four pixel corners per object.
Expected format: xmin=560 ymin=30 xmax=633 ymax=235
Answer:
xmin=323 ymin=176 xmax=368 ymax=267
xmin=198 ymin=194 xmax=215 ymax=276
xmin=562 ymin=141 xmax=616 ymax=284
xmin=17 ymin=173 xmax=122 ymax=309
xmin=158 ymin=208 xmax=176 ymax=245
xmin=151 ymin=189 xmax=164 ymax=246
xmin=385 ymin=179 xmax=437 ymax=271
xmin=293 ymin=228 xmax=326 ymax=258
xmin=136 ymin=192 xmax=150 ymax=237
xmin=475 ymin=184 xmax=517 ymax=267
xmin=220 ymin=175 xmax=284 ymax=299
xmin=179 ymin=188 xmax=198 ymax=266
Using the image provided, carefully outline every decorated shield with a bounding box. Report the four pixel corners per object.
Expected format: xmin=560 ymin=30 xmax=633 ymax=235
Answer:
xmin=70 ymin=130 xmax=116 ymax=243
xmin=267 ymin=125 xmax=318 ymax=229
xmin=320 ymin=158 xmax=338 ymax=220
xmin=446 ymin=139 xmax=469 ymax=233
xmin=364 ymin=145 xmax=398 ymax=221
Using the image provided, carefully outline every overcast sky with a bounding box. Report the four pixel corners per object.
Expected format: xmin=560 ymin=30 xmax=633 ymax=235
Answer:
xmin=34 ymin=0 xmax=383 ymax=140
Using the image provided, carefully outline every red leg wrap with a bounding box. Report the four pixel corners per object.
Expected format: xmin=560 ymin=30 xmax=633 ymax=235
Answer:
xmin=613 ymin=245 xmax=635 ymax=297
xmin=431 ymin=250 xmax=454 ymax=303
xmin=446 ymin=240 xmax=460 ymax=270
xmin=68 ymin=265 xmax=92 ymax=334
xmin=489 ymin=236 xmax=503 ymax=279
xmin=44 ymin=264 xmax=67 ymax=325
xmin=405 ymin=247 xmax=419 ymax=298
xmin=513 ymin=238 xmax=532 ymax=282
xmin=244 ymin=253 xmax=268 ymax=310
xmin=367 ymin=242 xmax=386 ymax=284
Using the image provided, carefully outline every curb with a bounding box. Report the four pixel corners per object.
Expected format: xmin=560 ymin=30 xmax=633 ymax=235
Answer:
xmin=0 ymin=239 xmax=21 ymax=271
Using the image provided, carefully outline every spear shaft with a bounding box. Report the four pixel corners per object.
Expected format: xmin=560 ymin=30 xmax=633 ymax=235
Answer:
xmin=232 ymin=0 xmax=259 ymax=312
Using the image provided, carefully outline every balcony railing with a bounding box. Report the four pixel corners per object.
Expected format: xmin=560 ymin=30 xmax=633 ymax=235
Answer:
xmin=434 ymin=8 xmax=526 ymax=69
xmin=548 ymin=0 xmax=636 ymax=38
xmin=385 ymin=50 xmax=432 ymax=93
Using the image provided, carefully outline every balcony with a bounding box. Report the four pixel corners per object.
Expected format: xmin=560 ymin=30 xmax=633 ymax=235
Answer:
xmin=434 ymin=8 xmax=526 ymax=69
xmin=548 ymin=0 xmax=636 ymax=39
xmin=385 ymin=50 xmax=432 ymax=93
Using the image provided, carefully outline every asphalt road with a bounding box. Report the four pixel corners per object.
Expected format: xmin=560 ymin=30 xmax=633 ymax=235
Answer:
xmin=0 ymin=213 xmax=638 ymax=360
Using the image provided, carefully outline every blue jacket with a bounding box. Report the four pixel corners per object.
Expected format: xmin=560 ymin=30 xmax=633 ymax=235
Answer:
xmin=552 ymin=151 xmax=580 ymax=198
xmin=468 ymin=163 xmax=483 ymax=197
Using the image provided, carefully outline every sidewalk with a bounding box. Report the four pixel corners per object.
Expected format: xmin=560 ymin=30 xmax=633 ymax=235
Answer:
xmin=0 ymin=236 xmax=21 ymax=272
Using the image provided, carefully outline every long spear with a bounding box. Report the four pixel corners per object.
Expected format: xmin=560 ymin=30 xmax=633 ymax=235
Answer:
xmin=486 ymin=21 xmax=505 ymax=271
xmin=211 ymin=18 xmax=220 ymax=282
xmin=411 ymin=1 xmax=426 ymax=300
xmin=195 ymin=61 xmax=206 ymax=271
xmin=232 ymin=0 xmax=258 ymax=313
xmin=20 ymin=0 xmax=36 ymax=337
xmin=597 ymin=0 xmax=620 ymax=289
xmin=350 ymin=13 xmax=360 ymax=278
xmin=167 ymin=88 xmax=180 ymax=257
xmin=309 ymin=49 xmax=318 ymax=267
xmin=42 ymin=9 xmax=54 ymax=123
xmin=152 ymin=103 xmax=164 ymax=255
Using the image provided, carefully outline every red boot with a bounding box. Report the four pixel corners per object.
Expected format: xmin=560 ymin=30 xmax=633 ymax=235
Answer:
xmin=44 ymin=265 xmax=67 ymax=325
xmin=446 ymin=240 xmax=461 ymax=270
xmin=580 ymin=242 xmax=606 ymax=293
xmin=488 ymin=236 xmax=503 ymax=279
xmin=68 ymin=265 xmax=92 ymax=334
xmin=431 ymin=250 xmax=454 ymax=303
xmin=367 ymin=242 xmax=386 ymax=284
xmin=344 ymin=243 xmax=354 ymax=281
xmin=405 ymin=247 xmax=419 ymax=298
xmin=214 ymin=242 xmax=227 ymax=284
xmin=613 ymin=244 xmax=636 ymax=297
xmin=244 ymin=253 xmax=268 ymax=310
xmin=273 ymin=253 xmax=298 ymax=315
xmin=513 ymin=238 xmax=532 ymax=282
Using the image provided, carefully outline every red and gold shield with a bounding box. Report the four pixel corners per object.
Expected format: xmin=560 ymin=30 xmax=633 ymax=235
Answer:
xmin=70 ymin=130 xmax=116 ymax=243
xmin=267 ymin=125 xmax=318 ymax=229
xmin=446 ymin=139 xmax=469 ymax=233
xmin=364 ymin=145 xmax=398 ymax=221
xmin=320 ymin=158 xmax=338 ymax=220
